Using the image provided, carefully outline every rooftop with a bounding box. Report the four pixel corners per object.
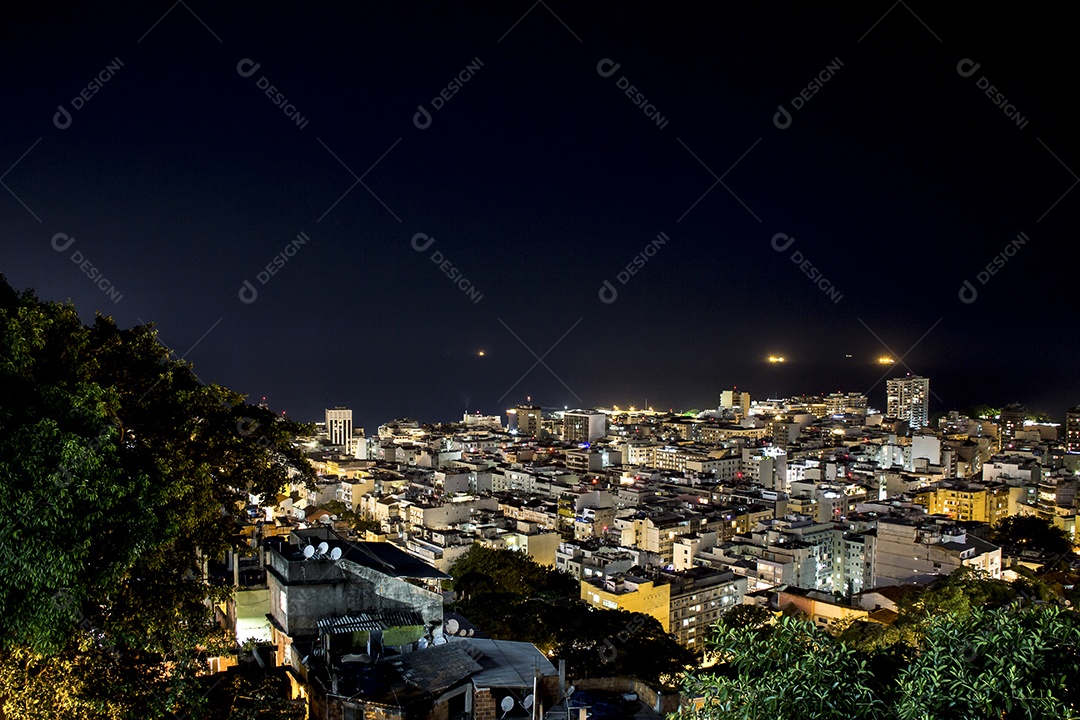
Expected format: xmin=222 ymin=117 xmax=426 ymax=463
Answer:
xmin=275 ymin=528 xmax=450 ymax=579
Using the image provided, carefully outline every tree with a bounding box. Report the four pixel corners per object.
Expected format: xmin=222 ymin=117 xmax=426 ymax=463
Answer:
xmin=678 ymin=578 xmax=1080 ymax=719
xmin=674 ymin=615 xmax=888 ymax=720
xmin=990 ymin=515 xmax=1074 ymax=557
xmin=896 ymin=566 xmax=1017 ymax=622
xmin=894 ymin=605 xmax=1080 ymax=719
xmin=715 ymin=603 xmax=774 ymax=632
xmin=0 ymin=276 xmax=316 ymax=719
xmin=448 ymin=545 xmax=578 ymax=599
xmin=447 ymin=547 xmax=692 ymax=684
xmin=321 ymin=499 xmax=380 ymax=535
xmin=555 ymin=605 xmax=695 ymax=686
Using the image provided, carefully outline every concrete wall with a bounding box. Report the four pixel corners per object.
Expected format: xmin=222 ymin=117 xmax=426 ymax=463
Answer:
xmin=572 ymin=677 xmax=679 ymax=716
xmin=268 ymin=570 xmax=349 ymax=637
xmin=340 ymin=560 xmax=444 ymax=634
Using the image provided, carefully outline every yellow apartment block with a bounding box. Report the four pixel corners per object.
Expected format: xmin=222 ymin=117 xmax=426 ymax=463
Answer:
xmin=914 ymin=482 xmax=1010 ymax=525
xmin=580 ymin=575 xmax=671 ymax=631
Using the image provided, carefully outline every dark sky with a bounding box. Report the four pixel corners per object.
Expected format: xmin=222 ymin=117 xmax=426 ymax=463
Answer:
xmin=2 ymin=2 xmax=1077 ymax=432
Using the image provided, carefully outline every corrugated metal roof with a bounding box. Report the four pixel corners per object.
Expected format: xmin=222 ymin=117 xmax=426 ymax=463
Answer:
xmin=317 ymin=611 xmax=426 ymax=635
xmin=379 ymin=610 xmax=426 ymax=628
xmin=318 ymin=614 xmax=383 ymax=634
xmin=456 ymin=638 xmax=558 ymax=687
xmin=397 ymin=644 xmax=483 ymax=692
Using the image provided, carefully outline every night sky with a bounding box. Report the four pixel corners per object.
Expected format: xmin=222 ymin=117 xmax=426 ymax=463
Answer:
xmin=3 ymin=2 xmax=1077 ymax=432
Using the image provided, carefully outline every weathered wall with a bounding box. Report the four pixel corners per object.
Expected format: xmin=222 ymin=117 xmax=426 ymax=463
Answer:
xmin=571 ymin=677 xmax=679 ymax=716
xmin=340 ymin=560 xmax=444 ymax=633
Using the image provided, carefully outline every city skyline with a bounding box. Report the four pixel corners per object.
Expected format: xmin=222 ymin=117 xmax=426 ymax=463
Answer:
xmin=3 ymin=3 xmax=1076 ymax=433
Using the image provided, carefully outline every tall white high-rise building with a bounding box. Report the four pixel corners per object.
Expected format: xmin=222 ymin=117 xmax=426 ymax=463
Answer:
xmin=562 ymin=410 xmax=607 ymax=443
xmin=886 ymin=376 xmax=929 ymax=429
xmin=325 ymin=407 xmax=353 ymax=447
xmin=719 ymin=389 xmax=750 ymax=418
xmin=1066 ymin=406 xmax=1080 ymax=454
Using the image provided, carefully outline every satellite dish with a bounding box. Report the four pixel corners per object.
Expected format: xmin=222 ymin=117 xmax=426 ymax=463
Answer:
xmin=303 ymin=545 xmax=315 ymax=559
xmin=500 ymin=697 xmax=515 ymax=715
xmin=566 ymin=686 xmax=575 ymax=697
xmin=467 ymin=628 xmax=475 ymax=636
xmin=317 ymin=542 xmax=329 ymax=555
xmin=432 ymin=635 xmax=447 ymax=646
xmin=418 ymin=638 xmax=429 ymax=649
xmin=524 ymin=695 xmax=534 ymax=710
xmin=330 ymin=547 xmax=342 ymax=561
xmin=446 ymin=618 xmax=460 ymax=635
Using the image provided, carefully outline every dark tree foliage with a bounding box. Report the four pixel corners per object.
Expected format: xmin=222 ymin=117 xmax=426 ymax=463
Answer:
xmin=448 ymin=546 xmax=694 ymax=684
xmin=895 ymin=566 xmax=1018 ymax=621
xmin=680 ymin=603 xmax=1080 ymax=720
xmin=715 ymin=603 xmax=773 ymax=632
xmin=990 ymin=515 xmax=1075 ymax=557
xmin=0 ymin=276 xmax=316 ymax=719
xmin=676 ymin=615 xmax=887 ymax=720
xmin=554 ymin=605 xmax=696 ymax=686
xmin=321 ymin=499 xmax=380 ymax=534
xmin=895 ymin=605 xmax=1080 ymax=718
xmin=448 ymin=544 xmax=578 ymax=599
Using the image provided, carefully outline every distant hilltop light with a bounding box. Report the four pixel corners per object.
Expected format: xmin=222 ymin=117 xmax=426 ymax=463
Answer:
xmin=877 ymin=356 xmax=894 ymax=364
xmin=767 ymin=355 xmax=785 ymax=363
xmin=477 ymin=350 xmax=485 ymax=356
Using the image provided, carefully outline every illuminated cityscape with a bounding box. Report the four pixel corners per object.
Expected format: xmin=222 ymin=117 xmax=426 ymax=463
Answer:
xmin=2 ymin=2 xmax=1078 ymax=719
